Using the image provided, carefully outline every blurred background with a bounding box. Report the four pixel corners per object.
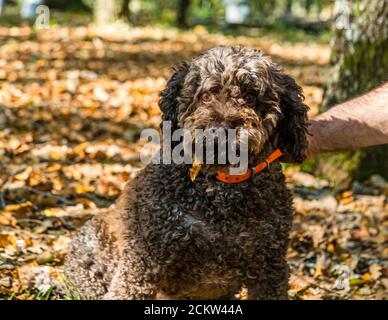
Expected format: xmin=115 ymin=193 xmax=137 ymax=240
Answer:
xmin=0 ymin=0 xmax=387 ymax=300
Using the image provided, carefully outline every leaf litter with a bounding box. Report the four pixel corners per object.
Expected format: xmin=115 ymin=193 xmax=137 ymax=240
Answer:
xmin=0 ymin=24 xmax=386 ymax=300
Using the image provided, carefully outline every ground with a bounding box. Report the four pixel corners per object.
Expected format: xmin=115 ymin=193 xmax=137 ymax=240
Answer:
xmin=0 ymin=22 xmax=387 ymax=300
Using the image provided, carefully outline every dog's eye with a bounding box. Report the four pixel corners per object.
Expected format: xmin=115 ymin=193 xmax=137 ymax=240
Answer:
xmin=201 ymin=91 xmax=212 ymax=103
xmin=244 ymin=92 xmax=256 ymax=103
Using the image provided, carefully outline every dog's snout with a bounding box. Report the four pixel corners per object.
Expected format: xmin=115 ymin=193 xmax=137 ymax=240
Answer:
xmin=206 ymin=105 xmax=253 ymax=130
xmin=207 ymin=126 xmax=226 ymax=133
xmin=223 ymin=117 xmax=246 ymax=129
xmin=204 ymin=126 xmax=228 ymax=143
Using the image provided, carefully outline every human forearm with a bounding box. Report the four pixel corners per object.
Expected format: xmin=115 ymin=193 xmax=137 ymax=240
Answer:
xmin=306 ymin=83 xmax=388 ymax=158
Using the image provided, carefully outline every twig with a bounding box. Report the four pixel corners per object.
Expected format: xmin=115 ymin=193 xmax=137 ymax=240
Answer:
xmin=292 ymin=273 xmax=347 ymax=296
xmin=24 ymin=187 xmax=73 ymax=205
xmin=16 ymin=218 xmax=45 ymax=225
xmin=0 ymin=188 xmax=6 ymax=209
xmin=0 ymin=175 xmax=10 ymax=209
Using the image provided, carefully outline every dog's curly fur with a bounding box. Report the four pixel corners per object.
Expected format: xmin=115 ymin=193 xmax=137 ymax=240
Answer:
xmin=64 ymin=46 xmax=309 ymax=300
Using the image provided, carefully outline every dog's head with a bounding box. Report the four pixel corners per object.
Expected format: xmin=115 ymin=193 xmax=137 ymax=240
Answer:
xmin=159 ymin=46 xmax=309 ymax=167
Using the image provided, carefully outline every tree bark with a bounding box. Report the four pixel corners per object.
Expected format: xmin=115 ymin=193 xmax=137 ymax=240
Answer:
xmin=94 ymin=0 xmax=118 ymax=25
xmin=305 ymin=0 xmax=313 ymax=14
xmin=119 ymin=0 xmax=131 ymax=22
xmin=321 ymin=0 xmax=388 ymax=181
xmin=323 ymin=0 xmax=387 ymax=109
xmin=284 ymin=0 xmax=293 ymax=15
xmin=177 ymin=0 xmax=191 ymax=29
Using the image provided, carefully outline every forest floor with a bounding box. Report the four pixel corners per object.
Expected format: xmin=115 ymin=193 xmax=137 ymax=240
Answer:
xmin=0 ymin=22 xmax=387 ymax=300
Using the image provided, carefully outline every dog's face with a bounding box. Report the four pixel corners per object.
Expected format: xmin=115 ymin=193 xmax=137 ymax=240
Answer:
xmin=159 ymin=46 xmax=309 ymax=166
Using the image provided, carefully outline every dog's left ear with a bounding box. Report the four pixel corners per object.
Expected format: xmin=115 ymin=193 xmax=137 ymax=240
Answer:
xmin=159 ymin=62 xmax=189 ymax=131
xmin=275 ymin=73 xmax=309 ymax=163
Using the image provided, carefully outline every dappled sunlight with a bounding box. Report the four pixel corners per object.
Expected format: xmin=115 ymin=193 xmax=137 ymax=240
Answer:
xmin=0 ymin=21 xmax=386 ymax=300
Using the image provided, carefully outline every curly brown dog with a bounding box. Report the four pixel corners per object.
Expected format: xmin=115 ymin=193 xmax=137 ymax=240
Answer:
xmin=64 ymin=46 xmax=309 ymax=300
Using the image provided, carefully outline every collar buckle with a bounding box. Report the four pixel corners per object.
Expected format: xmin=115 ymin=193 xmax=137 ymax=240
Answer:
xmin=264 ymin=159 xmax=270 ymax=170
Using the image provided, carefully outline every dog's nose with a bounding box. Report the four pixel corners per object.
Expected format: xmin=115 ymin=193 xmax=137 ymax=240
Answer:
xmin=218 ymin=118 xmax=245 ymax=129
xmin=218 ymin=122 xmax=231 ymax=129
xmin=207 ymin=126 xmax=228 ymax=134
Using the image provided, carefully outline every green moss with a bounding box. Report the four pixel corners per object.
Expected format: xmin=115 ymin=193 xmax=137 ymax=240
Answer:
xmin=299 ymin=158 xmax=318 ymax=174
xmin=299 ymin=151 xmax=361 ymax=187
xmin=355 ymin=145 xmax=388 ymax=181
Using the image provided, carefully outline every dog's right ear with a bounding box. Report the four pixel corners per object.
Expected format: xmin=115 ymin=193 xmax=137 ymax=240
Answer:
xmin=159 ymin=63 xmax=189 ymax=131
xmin=273 ymin=72 xmax=309 ymax=164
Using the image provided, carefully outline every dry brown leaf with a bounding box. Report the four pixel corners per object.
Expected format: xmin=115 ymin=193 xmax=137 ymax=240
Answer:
xmin=189 ymin=157 xmax=202 ymax=182
xmin=0 ymin=234 xmax=17 ymax=247
xmin=369 ymin=264 xmax=382 ymax=280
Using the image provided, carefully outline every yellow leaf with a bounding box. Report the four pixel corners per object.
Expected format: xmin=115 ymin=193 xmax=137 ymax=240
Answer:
xmin=0 ymin=212 xmax=16 ymax=226
xmin=28 ymin=171 xmax=44 ymax=187
xmin=189 ymin=158 xmax=202 ymax=182
xmin=327 ymin=243 xmax=335 ymax=254
xmin=5 ymin=201 xmax=33 ymax=214
xmin=15 ymin=167 xmax=32 ymax=181
xmin=43 ymin=208 xmax=60 ymax=217
xmin=362 ymin=273 xmax=372 ymax=282
xmin=0 ymin=234 xmax=17 ymax=247
xmin=73 ymin=142 xmax=89 ymax=155
xmin=341 ymin=191 xmax=353 ymax=198
xmin=314 ymin=265 xmax=323 ymax=278
xmin=369 ymin=264 xmax=382 ymax=280
xmin=75 ymin=184 xmax=94 ymax=194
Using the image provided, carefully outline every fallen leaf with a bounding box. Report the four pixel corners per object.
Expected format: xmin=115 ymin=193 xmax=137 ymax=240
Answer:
xmin=189 ymin=157 xmax=202 ymax=182
xmin=369 ymin=264 xmax=382 ymax=280
xmin=0 ymin=234 xmax=17 ymax=247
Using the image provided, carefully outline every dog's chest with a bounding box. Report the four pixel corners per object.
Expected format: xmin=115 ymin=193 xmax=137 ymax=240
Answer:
xmin=136 ymin=164 xmax=293 ymax=263
xmin=141 ymin=177 xmax=289 ymax=262
xmin=176 ymin=209 xmax=265 ymax=262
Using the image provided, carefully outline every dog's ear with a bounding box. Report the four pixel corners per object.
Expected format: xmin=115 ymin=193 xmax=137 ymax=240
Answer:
xmin=275 ymin=72 xmax=309 ymax=163
xmin=159 ymin=63 xmax=189 ymax=131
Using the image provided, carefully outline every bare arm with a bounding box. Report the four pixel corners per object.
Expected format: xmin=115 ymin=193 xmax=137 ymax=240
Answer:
xmin=306 ymin=83 xmax=388 ymax=159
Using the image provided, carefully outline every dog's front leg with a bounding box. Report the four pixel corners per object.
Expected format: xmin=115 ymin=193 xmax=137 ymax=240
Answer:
xmin=103 ymin=255 xmax=158 ymax=300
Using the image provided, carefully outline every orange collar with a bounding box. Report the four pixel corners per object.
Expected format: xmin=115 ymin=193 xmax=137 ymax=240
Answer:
xmin=215 ymin=149 xmax=283 ymax=184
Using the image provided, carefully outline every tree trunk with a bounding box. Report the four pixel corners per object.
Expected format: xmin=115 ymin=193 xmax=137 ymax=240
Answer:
xmin=323 ymin=0 xmax=387 ymax=109
xmin=284 ymin=0 xmax=293 ymax=15
xmin=321 ymin=0 xmax=388 ymax=181
xmin=119 ymin=0 xmax=131 ymax=22
xmin=177 ymin=0 xmax=191 ymax=29
xmin=305 ymin=0 xmax=313 ymax=14
xmin=94 ymin=0 xmax=118 ymax=25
